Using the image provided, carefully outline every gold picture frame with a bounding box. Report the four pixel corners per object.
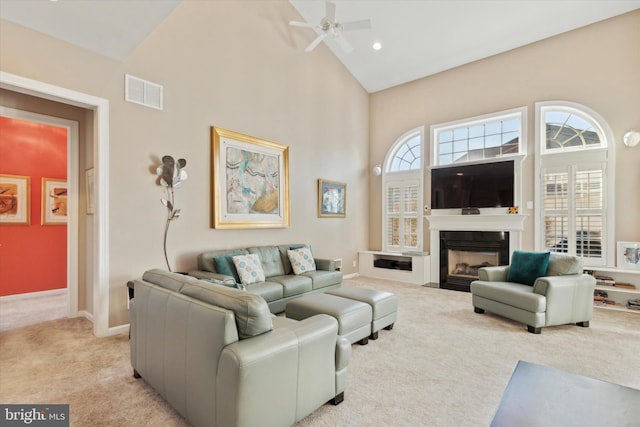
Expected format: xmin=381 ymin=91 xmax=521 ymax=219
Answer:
xmin=211 ymin=126 xmax=289 ymax=229
xmin=318 ymin=179 xmax=346 ymax=218
xmin=0 ymin=174 xmax=31 ymax=225
xmin=41 ymin=177 xmax=68 ymax=225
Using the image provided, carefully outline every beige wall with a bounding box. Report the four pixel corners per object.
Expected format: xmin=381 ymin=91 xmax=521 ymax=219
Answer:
xmin=369 ymin=10 xmax=640 ymax=254
xmin=1 ymin=1 xmax=369 ymax=327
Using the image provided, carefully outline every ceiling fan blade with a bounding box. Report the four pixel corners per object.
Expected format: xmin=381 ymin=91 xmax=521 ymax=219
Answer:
xmin=325 ymin=1 xmax=336 ymax=22
xmin=305 ymin=33 xmax=327 ymax=52
xmin=341 ymin=19 xmax=371 ymax=31
xmin=333 ymin=35 xmax=353 ymax=54
xmin=289 ymin=21 xmax=316 ymax=28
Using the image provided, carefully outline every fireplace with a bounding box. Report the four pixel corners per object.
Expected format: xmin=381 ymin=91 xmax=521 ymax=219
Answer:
xmin=439 ymin=231 xmax=509 ymax=292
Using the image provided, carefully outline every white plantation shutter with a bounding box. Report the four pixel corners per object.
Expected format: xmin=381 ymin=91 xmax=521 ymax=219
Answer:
xmin=386 ymin=185 xmax=401 ymax=250
xmin=384 ymin=180 xmax=420 ymax=252
xmin=543 ymin=169 xmax=569 ymax=253
xmin=575 ymin=166 xmax=604 ymax=259
xmin=542 ymin=163 xmax=605 ymax=264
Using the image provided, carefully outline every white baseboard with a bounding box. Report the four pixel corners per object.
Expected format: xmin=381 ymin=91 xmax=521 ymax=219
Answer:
xmin=343 ymin=273 xmax=359 ymax=279
xmin=106 ymin=324 xmax=130 ymax=336
xmin=77 ymin=310 xmax=94 ymax=322
xmin=0 ymin=288 xmax=66 ymax=302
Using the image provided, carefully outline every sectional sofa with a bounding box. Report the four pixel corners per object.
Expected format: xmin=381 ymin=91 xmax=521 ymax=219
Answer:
xmin=189 ymin=244 xmax=342 ymax=313
xmin=130 ymin=269 xmax=351 ymax=427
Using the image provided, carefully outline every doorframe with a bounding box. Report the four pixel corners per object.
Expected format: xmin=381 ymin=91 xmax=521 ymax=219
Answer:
xmin=0 ymin=107 xmax=79 ymax=317
xmin=0 ymin=71 xmax=112 ymax=337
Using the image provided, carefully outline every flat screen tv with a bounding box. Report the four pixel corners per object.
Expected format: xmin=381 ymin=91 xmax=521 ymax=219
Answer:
xmin=431 ymin=160 xmax=514 ymax=209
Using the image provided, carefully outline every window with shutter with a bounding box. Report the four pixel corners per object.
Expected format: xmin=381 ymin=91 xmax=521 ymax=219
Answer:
xmin=536 ymin=101 xmax=612 ymax=266
xmin=542 ymin=165 xmax=604 ymax=262
xmin=384 ymin=181 xmax=420 ymax=252
xmin=382 ymin=128 xmax=424 ymax=252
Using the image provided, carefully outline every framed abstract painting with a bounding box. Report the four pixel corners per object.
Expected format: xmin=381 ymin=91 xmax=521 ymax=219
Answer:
xmin=617 ymin=241 xmax=640 ymax=271
xmin=42 ymin=178 xmax=68 ymax=225
xmin=318 ymin=179 xmax=346 ymax=218
xmin=0 ymin=174 xmax=31 ymax=225
xmin=211 ymin=126 xmax=289 ymax=229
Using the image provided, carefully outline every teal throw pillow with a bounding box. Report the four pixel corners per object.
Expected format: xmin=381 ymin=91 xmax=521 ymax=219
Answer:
xmin=507 ymin=250 xmax=551 ymax=286
xmin=213 ymin=251 xmax=243 ymax=283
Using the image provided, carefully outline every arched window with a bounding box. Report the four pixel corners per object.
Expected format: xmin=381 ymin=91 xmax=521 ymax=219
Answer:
xmin=542 ymin=108 xmax=606 ymax=153
xmin=536 ymin=101 xmax=614 ymax=267
xmin=388 ymin=132 xmax=421 ymax=172
xmin=382 ymin=128 xmax=424 ymax=252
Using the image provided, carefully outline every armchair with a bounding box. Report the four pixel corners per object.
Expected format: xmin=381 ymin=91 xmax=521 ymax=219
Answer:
xmin=470 ymin=252 xmax=596 ymax=334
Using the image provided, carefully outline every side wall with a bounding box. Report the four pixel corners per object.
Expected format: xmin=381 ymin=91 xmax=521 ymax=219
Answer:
xmin=369 ymin=10 xmax=640 ymax=253
xmin=0 ymin=1 xmax=369 ymax=326
xmin=0 ymin=117 xmax=67 ymax=296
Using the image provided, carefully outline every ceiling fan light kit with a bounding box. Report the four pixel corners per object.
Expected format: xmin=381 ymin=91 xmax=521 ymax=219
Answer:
xmin=290 ymin=0 xmax=371 ymax=53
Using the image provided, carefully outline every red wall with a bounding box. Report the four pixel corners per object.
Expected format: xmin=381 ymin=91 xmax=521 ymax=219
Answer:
xmin=0 ymin=116 xmax=67 ymax=296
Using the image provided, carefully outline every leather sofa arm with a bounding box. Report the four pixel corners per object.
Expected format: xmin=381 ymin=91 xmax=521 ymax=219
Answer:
xmin=188 ymin=270 xmax=236 ymax=286
xmin=532 ymin=274 xmax=596 ymax=296
xmin=533 ymin=274 xmax=596 ymax=325
xmin=478 ymin=265 xmax=510 ymax=281
xmin=315 ymin=258 xmax=337 ymax=271
xmin=216 ymin=314 xmax=343 ymax=426
xmin=335 ymin=336 xmax=351 ymax=371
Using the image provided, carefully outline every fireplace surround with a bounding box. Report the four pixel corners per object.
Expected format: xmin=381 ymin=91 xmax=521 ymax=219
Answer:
xmin=425 ymin=213 xmax=528 ymax=287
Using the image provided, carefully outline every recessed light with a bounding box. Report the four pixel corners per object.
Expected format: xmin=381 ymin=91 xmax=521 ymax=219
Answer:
xmin=372 ymin=41 xmax=382 ymax=51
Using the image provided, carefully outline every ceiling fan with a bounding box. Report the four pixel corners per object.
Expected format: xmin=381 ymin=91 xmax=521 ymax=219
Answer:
xmin=289 ymin=1 xmax=371 ymax=53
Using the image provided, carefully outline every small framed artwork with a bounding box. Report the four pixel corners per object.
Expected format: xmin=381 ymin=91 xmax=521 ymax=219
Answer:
xmin=617 ymin=241 xmax=640 ymax=271
xmin=211 ymin=126 xmax=290 ymax=229
xmin=318 ymin=179 xmax=346 ymax=218
xmin=0 ymin=174 xmax=31 ymax=225
xmin=85 ymin=168 xmax=94 ymax=215
xmin=42 ymin=178 xmax=68 ymax=225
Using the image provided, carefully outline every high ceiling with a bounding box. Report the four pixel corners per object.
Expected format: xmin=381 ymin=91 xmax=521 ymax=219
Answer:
xmin=1 ymin=0 xmax=638 ymax=93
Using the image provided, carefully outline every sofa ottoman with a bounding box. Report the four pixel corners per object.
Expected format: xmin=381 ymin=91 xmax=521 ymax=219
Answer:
xmin=285 ymin=293 xmax=373 ymax=345
xmin=326 ymin=288 xmax=398 ymax=340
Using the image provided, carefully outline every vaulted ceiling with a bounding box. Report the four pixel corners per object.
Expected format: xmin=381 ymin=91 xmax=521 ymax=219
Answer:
xmin=1 ymin=0 xmax=638 ymax=93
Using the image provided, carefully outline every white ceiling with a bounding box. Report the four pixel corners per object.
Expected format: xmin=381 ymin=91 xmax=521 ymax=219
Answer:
xmin=1 ymin=0 xmax=638 ymax=93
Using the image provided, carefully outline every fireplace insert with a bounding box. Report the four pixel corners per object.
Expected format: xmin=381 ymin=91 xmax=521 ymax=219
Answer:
xmin=439 ymin=231 xmax=509 ymax=292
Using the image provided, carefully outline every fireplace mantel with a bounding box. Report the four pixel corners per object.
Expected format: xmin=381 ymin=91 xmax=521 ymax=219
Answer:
xmin=425 ymin=214 xmax=527 ymax=232
xmin=424 ymin=214 xmax=528 ymax=285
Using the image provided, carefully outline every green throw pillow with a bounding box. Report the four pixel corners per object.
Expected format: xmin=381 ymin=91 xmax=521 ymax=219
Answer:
xmin=507 ymin=250 xmax=551 ymax=286
xmin=213 ymin=252 xmax=243 ymax=283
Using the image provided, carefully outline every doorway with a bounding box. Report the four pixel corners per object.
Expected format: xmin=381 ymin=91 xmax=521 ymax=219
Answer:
xmin=0 ymin=71 xmax=111 ymax=337
xmin=0 ymin=109 xmax=79 ymax=320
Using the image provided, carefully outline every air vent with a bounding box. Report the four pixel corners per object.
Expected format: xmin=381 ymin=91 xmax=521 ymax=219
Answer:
xmin=125 ymin=74 xmax=163 ymax=110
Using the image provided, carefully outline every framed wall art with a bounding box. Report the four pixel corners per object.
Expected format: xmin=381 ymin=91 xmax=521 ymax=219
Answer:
xmin=42 ymin=178 xmax=68 ymax=225
xmin=318 ymin=179 xmax=346 ymax=218
xmin=211 ymin=126 xmax=289 ymax=229
xmin=0 ymin=174 xmax=31 ymax=225
xmin=617 ymin=241 xmax=640 ymax=271
xmin=85 ymin=167 xmax=94 ymax=215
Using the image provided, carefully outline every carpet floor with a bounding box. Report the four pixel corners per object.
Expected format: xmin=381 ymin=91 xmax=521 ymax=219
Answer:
xmin=1 ymin=276 xmax=639 ymax=426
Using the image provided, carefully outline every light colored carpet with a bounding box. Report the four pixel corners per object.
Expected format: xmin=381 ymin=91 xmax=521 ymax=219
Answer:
xmin=1 ymin=277 xmax=639 ymax=426
xmin=0 ymin=291 xmax=67 ymax=332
